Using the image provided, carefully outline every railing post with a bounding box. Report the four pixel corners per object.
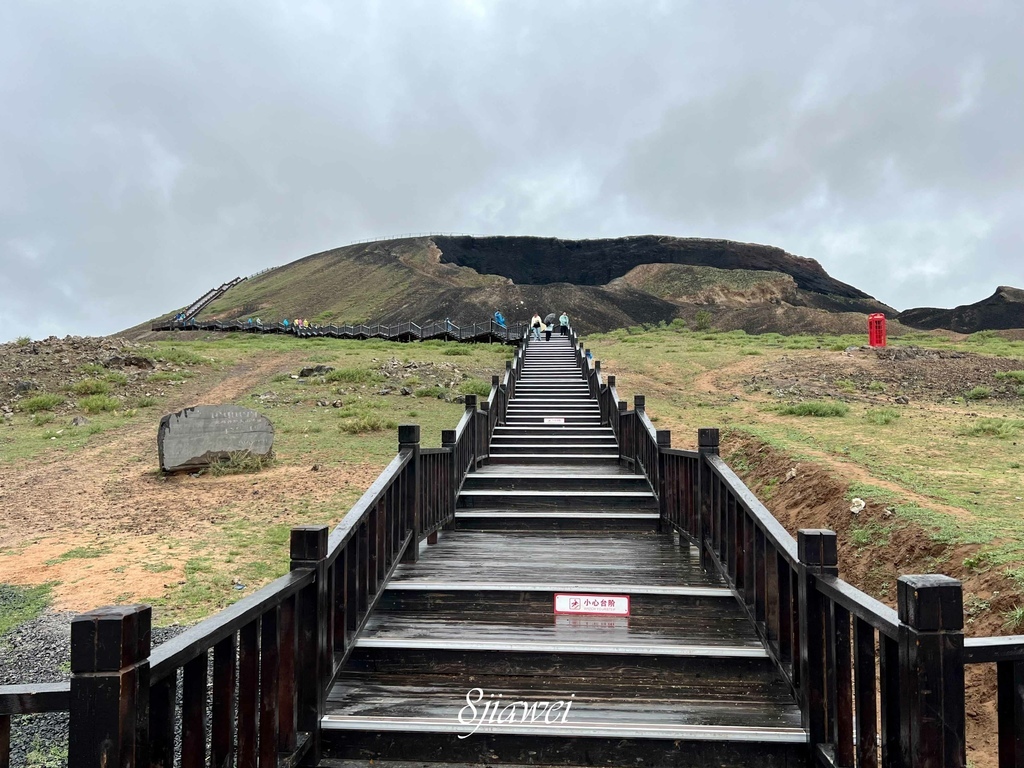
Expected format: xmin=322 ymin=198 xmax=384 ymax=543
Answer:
xmin=617 ymin=401 xmax=627 ymax=464
xmin=997 ymin=658 xmax=1024 ymax=768
xmin=464 ymin=395 xmax=478 ymax=471
xmin=797 ymin=529 xmax=839 ymax=751
xmin=634 ymin=394 xmax=645 ymax=413
xmin=896 ymin=575 xmax=966 ymax=768
xmin=291 ymin=525 xmax=330 ymax=767
xmin=399 ymin=424 xmax=421 ymax=563
xmin=656 ymin=429 xmax=671 ymax=532
xmin=69 ymin=605 xmax=151 ymax=768
xmin=442 ymin=429 xmax=457 ymax=529
xmin=479 ymin=401 xmax=490 ymax=463
xmin=696 ymin=428 xmax=719 ymax=571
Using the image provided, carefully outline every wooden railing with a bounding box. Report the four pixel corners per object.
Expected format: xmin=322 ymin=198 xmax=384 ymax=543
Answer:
xmin=0 ymin=334 xmax=525 ymax=768
xmin=603 ymin=383 xmax=1024 ymax=768
xmin=152 ymin=316 xmax=527 ymax=345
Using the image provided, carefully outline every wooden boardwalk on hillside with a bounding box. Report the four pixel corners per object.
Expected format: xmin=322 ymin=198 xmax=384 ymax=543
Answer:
xmin=320 ymin=334 xmax=807 ymax=767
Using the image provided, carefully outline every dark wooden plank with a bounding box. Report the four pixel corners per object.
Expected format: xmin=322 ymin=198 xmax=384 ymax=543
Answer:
xmin=212 ymin=635 xmax=237 ymax=768
xmin=0 ymin=683 xmax=69 ymax=715
xmin=854 ymin=617 xmax=878 ymax=768
xmin=996 ymin=660 xmax=1024 ymax=768
xmin=259 ymin=607 xmax=280 ymax=768
xmin=278 ymin=594 xmax=298 ymax=754
xmin=1 ymin=714 xmax=10 ymax=768
xmin=237 ymin=619 xmax=260 ymax=768
xmin=833 ymin=605 xmax=854 ymax=767
xmin=149 ymin=569 xmax=313 ymax=683
xmin=879 ymin=634 xmax=900 ymax=768
xmin=181 ymin=652 xmax=208 ymax=768
xmin=964 ymin=636 xmax=1024 ymax=664
xmin=346 ymin=539 xmax=359 ymax=633
xmin=149 ymin=674 xmax=176 ymax=768
xmin=357 ymin=611 xmax=766 ymax=650
xmin=778 ymin=554 xmax=794 ymax=666
xmin=324 ymin=677 xmax=804 ymax=732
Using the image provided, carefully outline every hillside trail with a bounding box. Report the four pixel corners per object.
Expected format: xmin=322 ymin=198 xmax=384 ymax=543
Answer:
xmin=0 ymin=350 xmax=376 ymax=611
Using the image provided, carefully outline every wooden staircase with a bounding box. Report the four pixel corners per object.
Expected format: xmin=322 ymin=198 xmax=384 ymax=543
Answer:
xmin=319 ymin=335 xmax=807 ymax=766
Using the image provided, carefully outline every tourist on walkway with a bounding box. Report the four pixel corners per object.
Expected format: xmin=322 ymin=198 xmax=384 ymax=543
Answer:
xmin=494 ymin=310 xmax=506 ymax=328
xmin=559 ymin=312 xmax=569 ymax=335
xmin=530 ymin=313 xmax=542 ymax=340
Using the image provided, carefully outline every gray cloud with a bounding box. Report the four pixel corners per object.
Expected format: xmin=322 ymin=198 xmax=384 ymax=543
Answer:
xmin=2 ymin=0 xmax=1022 ymax=340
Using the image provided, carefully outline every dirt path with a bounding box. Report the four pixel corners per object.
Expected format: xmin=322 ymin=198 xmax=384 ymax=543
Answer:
xmin=0 ymin=350 xmax=380 ymax=610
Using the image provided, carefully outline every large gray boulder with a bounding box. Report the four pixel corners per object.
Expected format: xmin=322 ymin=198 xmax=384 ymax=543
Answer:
xmin=158 ymin=405 xmax=274 ymax=472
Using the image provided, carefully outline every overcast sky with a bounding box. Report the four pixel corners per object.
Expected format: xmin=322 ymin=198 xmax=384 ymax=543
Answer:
xmin=2 ymin=1 xmax=1022 ymax=341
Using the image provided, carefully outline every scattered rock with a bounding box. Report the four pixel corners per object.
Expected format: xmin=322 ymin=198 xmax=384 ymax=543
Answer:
xmin=894 ymin=395 xmax=910 ymax=405
xmin=316 ymin=399 xmax=329 ymax=407
xmin=400 ymin=387 xmax=412 ymax=396
xmin=311 ymin=463 xmax=321 ymax=472
xmin=70 ymin=416 xmax=90 ymax=427
xmin=157 ymin=405 xmax=275 ymax=473
xmin=378 ymin=387 xmax=393 ymax=395
xmin=104 ymin=355 xmax=155 ymax=370
xmin=331 ymin=400 xmax=343 ymax=408
xmin=14 ymin=380 xmax=38 ymax=393
xmin=784 ymin=467 xmax=797 ymax=482
xmin=849 ymin=498 xmax=866 ymax=515
xmin=299 ymin=365 xmax=334 ymax=378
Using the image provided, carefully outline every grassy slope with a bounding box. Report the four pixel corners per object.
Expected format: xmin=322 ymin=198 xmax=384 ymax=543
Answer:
xmin=586 ymin=324 xmax=1024 ymax=626
xmin=0 ymin=334 xmax=512 ymax=627
xmin=616 ymin=263 xmax=794 ymax=299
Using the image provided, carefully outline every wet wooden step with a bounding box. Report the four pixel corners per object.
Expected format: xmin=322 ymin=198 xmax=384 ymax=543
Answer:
xmin=453 ymin=509 xmax=660 ymax=532
xmin=462 ymin=474 xmax=650 ymax=492
xmin=387 ymin=532 xmax=725 ymax=591
xmin=458 ymin=490 xmax=657 ymax=509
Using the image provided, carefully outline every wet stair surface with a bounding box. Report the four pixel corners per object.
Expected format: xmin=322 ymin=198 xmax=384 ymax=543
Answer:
xmin=321 ymin=334 xmax=807 ymax=766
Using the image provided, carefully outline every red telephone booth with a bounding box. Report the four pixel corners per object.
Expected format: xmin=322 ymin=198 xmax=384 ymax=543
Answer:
xmin=868 ymin=313 xmax=887 ymax=348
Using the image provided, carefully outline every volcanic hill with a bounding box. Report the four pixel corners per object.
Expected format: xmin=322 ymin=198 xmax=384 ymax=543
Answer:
xmin=897 ymin=286 xmax=1024 ymax=334
xmin=150 ymin=235 xmax=900 ymax=335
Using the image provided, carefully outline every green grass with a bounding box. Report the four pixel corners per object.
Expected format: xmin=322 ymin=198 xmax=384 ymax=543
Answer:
xmin=325 ymin=368 xmax=381 ymax=384
xmin=19 ymin=393 xmax=64 ymax=413
xmin=45 ymin=545 xmax=111 ymax=565
xmin=835 ymin=378 xmax=857 ymax=393
xmin=148 ymin=370 xmax=195 ymax=383
xmin=995 ymin=370 xmax=1024 ymax=383
xmin=70 ymin=378 xmax=110 ymax=395
xmin=30 ymin=412 xmax=55 ymax=426
xmin=958 ymin=418 xmax=1024 ymax=439
xmin=867 ymin=380 xmax=886 ymax=392
xmin=135 ymin=396 xmax=159 ymax=408
xmin=79 ymin=394 xmax=120 ymax=413
xmin=864 ymin=407 xmax=901 ymax=425
xmin=0 ymin=583 xmax=52 ymax=636
xmin=443 ymin=346 xmax=473 ymax=356
xmin=145 ymin=347 xmax=210 ymax=366
xmin=203 ymin=451 xmax=275 ymax=476
xmin=458 ymin=379 xmax=493 ymax=397
xmin=15 ymin=336 xmax=31 ymax=346
xmin=849 ymin=521 xmax=893 ymax=548
xmin=103 ymin=371 xmax=129 ymax=385
xmin=415 ymin=386 xmax=448 ymax=398
xmin=1004 ymin=605 xmax=1024 ymax=631
xmin=339 ymin=413 xmax=399 ymax=434
xmin=779 ymin=401 xmax=850 ymax=417
xmin=964 ymin=386 xmax=992 ymax=400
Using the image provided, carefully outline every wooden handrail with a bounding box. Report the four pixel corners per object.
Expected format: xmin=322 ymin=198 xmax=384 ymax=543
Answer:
xmin=149 ymin=568 xmax=315 ymax=683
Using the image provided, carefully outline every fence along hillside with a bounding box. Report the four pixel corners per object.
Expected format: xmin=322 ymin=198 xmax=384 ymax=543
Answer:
xmin=0 ymin=328 xmax=1021 ymax=768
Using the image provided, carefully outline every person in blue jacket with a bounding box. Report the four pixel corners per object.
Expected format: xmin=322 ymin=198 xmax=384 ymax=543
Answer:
xmin=494 ymin=310 xmax=506 ymax=328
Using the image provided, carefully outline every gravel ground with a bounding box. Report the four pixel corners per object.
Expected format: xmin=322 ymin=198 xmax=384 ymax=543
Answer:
xmin=1 ymin=610 xmax=186 ymax=767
